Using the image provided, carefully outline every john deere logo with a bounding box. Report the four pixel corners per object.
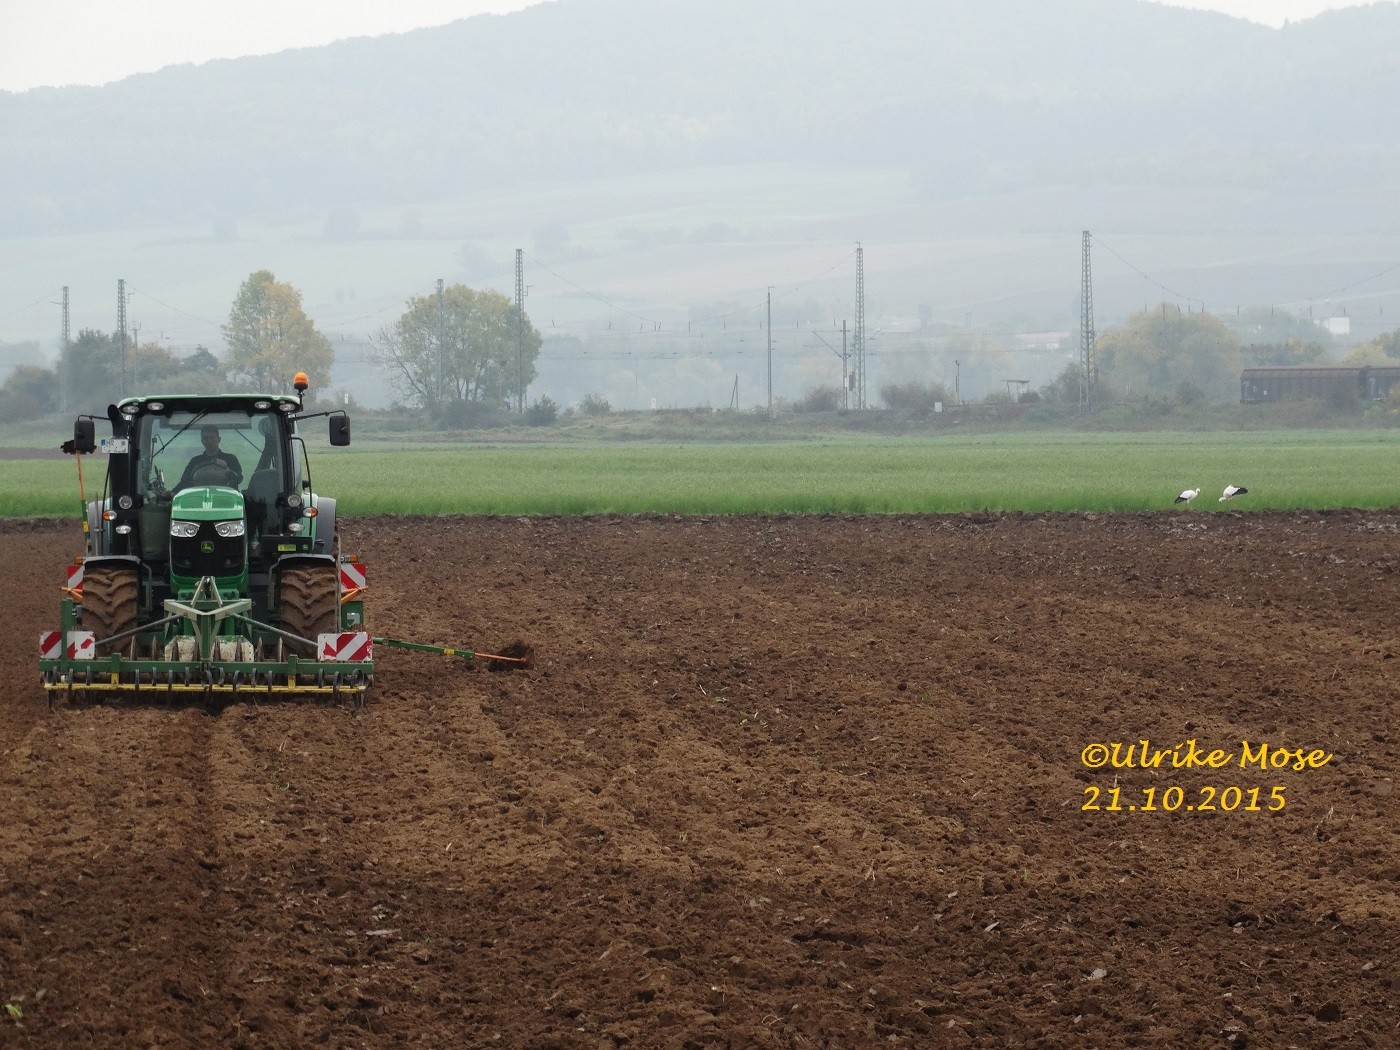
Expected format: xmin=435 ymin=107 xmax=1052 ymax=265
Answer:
xmin=201 ymin=540 xmax=215 ymax=554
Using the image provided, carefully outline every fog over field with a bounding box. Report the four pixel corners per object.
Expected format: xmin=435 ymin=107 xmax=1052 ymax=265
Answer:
xmin=3 ymin=0 xmax=1399 ymax=408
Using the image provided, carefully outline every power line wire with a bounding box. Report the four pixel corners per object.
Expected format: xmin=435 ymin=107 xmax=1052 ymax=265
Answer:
xmin=318 ymin=282 xmax=441 ymax=328
xmin=126 ymin=285 xmax=224 ymax=329
xmin=1090 ymin=236 xmax=1198 ymax=306
xmin=1092 ymin=234 xmax=1400 ymax=314
xmin=1278 ymin=259 xmax=1400 ymax=307
xmin=0 ymin=287 xmax=65 ymax=323
xmin=524 ymin=254 xmax=658 ymax=325
xmin=524 ymin=248 xmax=858 ymax=329
xmin=124 ymin=280 xmax=442 ymax=338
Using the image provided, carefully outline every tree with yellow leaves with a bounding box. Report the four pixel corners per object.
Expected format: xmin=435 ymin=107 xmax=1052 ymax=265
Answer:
xmin=224 ymin=270 xmax=334 ymax=391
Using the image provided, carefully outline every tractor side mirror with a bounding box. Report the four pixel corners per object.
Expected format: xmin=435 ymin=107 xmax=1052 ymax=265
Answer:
xmin=329 ymin=412 xmax=351 ymax=447
xmin=73 ymin=418 xmax=97 ymax=454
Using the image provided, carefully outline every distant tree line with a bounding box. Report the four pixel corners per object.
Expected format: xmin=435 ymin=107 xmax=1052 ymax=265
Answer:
xmin=0 ymin=271 xmax=336 ymax=422
xmin=1042 ymin=304 xmax=1345 ymax=408
xmin=0 ymin=273 xmax=546 ymax=426
xmin=787 ymin=303 xmax=1386 ymax=415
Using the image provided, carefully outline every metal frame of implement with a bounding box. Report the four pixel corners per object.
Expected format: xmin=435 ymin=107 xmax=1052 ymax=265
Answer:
xmin=40 ymin=581 xmax=528 ymax=706
xmin=372 ymin=637 xmax=530 ymax=666
xmin=39 ymin=587 xmax=371 ymax=704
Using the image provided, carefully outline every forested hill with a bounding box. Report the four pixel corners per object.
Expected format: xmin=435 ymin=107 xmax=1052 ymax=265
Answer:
xmin=3 ymin=0 xmax=1399 ymax=235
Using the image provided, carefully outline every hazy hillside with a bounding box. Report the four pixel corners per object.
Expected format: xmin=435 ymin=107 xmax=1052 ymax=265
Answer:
xmin=5 ymin=0 xmax=1400 ymax=414
xmin=4 ymin=0 xmax=1400 ymax=236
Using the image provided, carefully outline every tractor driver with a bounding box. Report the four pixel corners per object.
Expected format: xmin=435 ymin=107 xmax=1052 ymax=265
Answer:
xmin=176 ymin=425 xmax=245 ymax=490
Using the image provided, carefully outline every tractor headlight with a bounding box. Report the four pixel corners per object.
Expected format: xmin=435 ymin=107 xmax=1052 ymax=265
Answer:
xmin=117 ymin=494 xmax=134 ymax=511
xmin=287 ymin=521 xmax=304 ymax=533
xmin=215 ymin=521 xmax=245 ymax=539
xmin=170 ymin=520 xmax=199 ymax=538
xmin=285 ymin=493 xmax=303 ymax=510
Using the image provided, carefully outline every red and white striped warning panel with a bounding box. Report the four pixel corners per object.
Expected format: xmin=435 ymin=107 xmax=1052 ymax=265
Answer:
xmin=66 ymin=564 xmax=84 ymax=593
xmin=66 ymin=632 xmax=95 ymax=660
xmin=339 ymin=561 xmax=367 ymax=590
xmin=41 ymin=631 xmax=97 ymax=660
xmin=318 ymin=632 xmax=373 ymax=662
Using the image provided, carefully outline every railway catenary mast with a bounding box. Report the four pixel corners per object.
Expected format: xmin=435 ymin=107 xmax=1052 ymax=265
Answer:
xmin=117 ymin=278 xmax=128 ymax=399
xmin=436 ymin=278 xmax=445 ymax=406
xmin=515 ymin=248 xmax=526 ymax=413
xmin=60 ymin=286 xmax=70 ymax=412
xmin=854 ymin=243 xmax=866 ymax=409
xmin=1080 ymin=230 xmax=1097 ymax=408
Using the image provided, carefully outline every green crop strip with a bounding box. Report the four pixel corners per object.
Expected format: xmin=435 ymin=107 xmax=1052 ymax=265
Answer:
xmin=4 ymin=431 xmax=1397 ymax=517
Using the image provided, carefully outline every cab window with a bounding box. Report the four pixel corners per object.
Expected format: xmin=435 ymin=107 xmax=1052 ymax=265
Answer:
xmin=137 ymin=410 xmax=282 ymax=497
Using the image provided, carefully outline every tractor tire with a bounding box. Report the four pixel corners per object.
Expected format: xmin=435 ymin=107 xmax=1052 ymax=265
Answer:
xmin=278 ymin=564 xmax=339 ymax=657
xmin=82 ymin=564 xmax=138 ymax=643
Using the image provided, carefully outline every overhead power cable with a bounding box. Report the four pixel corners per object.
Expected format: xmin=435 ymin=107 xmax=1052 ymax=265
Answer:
xmin=1277 ymin=259 xmax=1400 ymax=307
xmin=0 ymin=287 xmax=65 ymax=323
xmin=125 ymin=280 xmax=442 ymax=338
xmin=319 ymin=282 xmax=441 ymax=329
xmin=525 ymin=254 xmax=658 ymax=325
xmin=524 ymin=248 xmax=858 ymax=329
xmin=1090 ymin=237 xmax=1198 ymax=307
xmin=126 ymin=285 xmax=224 ymax=329
xmin=1092 ymin=235 xmax=1400 ymax=315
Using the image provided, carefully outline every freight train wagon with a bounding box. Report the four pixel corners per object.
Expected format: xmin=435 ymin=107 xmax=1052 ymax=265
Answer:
xmin=1240 ymin=365 xmax=1400 ymax=403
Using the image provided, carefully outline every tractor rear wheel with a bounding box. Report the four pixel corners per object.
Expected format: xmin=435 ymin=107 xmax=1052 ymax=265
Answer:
xmin=278 ymin=564 xmax=339 ymax=657
xmin=82 ymin=564 xmax=138 ymax=644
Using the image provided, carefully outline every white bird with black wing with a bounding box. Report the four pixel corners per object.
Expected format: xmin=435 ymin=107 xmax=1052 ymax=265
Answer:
xmin=1219 ymin=484 xmax=1248 ymax=502
xmin=1174 ymin=486 xmax=1201 ymax=507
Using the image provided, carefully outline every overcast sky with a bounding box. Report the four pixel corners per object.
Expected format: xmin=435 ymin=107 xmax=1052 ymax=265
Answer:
xmin=0 ymin=0 xmax=1389 ymax=93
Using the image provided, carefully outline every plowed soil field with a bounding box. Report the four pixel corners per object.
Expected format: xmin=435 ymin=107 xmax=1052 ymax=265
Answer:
xmin=1 ymin=512 xmax=1396 ymax=1048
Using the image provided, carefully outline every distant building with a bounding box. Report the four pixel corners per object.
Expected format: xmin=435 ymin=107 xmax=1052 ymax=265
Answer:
xmin=1015 ymin=332 xmax=1069 ymax=351
xmin=1325 ymin=309 xmax=1351 ymax=337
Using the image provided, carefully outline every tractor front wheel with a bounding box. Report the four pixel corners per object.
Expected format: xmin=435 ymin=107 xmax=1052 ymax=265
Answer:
xmin=278 ymin=565 xmax=339 ymax=657
xmin=82 ymin=564 xmax=138 ymax=644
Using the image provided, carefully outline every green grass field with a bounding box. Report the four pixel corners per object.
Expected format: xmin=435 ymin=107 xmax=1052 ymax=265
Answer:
xmin=4 ymin=431 xmax=1398 ymax=517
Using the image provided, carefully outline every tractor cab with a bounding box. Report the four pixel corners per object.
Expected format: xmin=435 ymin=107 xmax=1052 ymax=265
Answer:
xmin=137 ymin=404 xmax=297 ymax=570
xmin=74 ymin=388 xmax=350 ymax=620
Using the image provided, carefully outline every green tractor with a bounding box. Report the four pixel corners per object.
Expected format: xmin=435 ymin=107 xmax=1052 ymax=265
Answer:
xmin=40 ymin=375 xmax=373 ymax=703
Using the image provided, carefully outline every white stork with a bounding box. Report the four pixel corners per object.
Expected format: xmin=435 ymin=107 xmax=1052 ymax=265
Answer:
xmin=1174 ymin=486 xmax=1201 ymax=508
xmin=1219 ymin=484 xmax=1248 ymax=502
